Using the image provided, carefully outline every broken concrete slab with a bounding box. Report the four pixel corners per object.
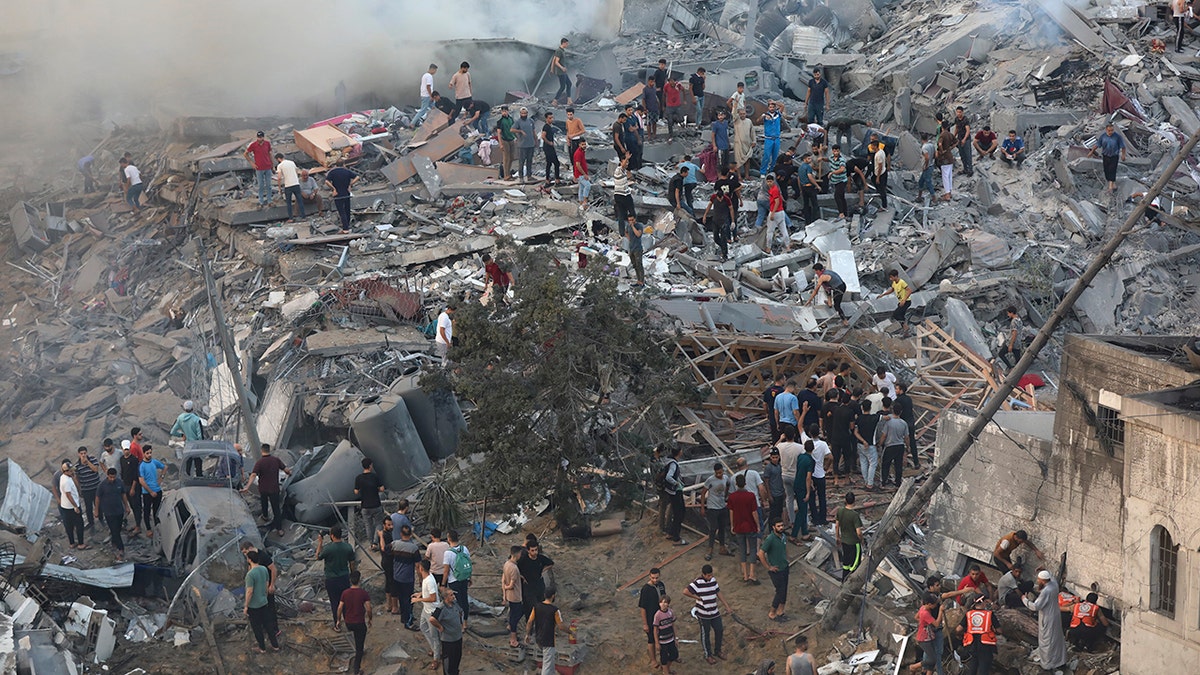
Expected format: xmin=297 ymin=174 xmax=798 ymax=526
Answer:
xmin=383 ymin=121 xmax=469 ymax=185
xmin=653 ymin=299 xmax=818 ymax=335
xmin=1029 ymin=0 xmax=1108 ymax=51
xmin=962 ymin=230 xmax=1013 ymax=269
xmin=434 ymin=162 xmax=498 ymax=183
xmin=828 ymin=249 xmax=861 ymax=294
xmin=305 ymin=327 xmax=428 ymax=357
xmin=942 ymin=297 xmax=993 ymax=360
xmin=1162 ymin=96 xmax=1200 ymax=137
xmin=412 ymin=155 xmax=443 ymax=199
xmin=61 ymin=386 xmax=118 ymax=417
xmin=9 ymin=202 xmax=50 ymax=254
xmin=674 ymin=252 xmax=740 ymax=296
xmin=1075 ymin=268 xmax=1123 ymax=333
xmin=393 ymin=234 xmax=496 ymax=267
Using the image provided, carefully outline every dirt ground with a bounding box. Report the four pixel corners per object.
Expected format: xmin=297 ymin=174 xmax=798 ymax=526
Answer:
xmin=96 ymin=484 xmax=900 ymax=675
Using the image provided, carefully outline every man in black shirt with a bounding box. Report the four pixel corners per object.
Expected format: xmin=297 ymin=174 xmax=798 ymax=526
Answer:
xmin=431 ymin=91 xmax=456 ymax=117
xmin=668 ymin=167 xmax=693 ymax=218
xmin=828 ymin=394 xmax=860 ymax=479
xmin=798 ymin=377 xmax=822 ymax=430
xmin=354 ymin=458 xmax=385 ymax=548
xmin=845 ymin=155 xmax=871 ymax=214
xmin=528 ymin=587 xmax=564 ymax=674
xmin=689 ymin=67 xmax=707 ymax=122
xmin=638 ymin=568 xmax=666 ymax=668
xmin=517 ymin=540 xmax=555 ymax=619
xmin=775 ymin=148 xmax=797 ymax=203
xmin=713 ymin=167 xmax=742 ymax=237
xmin=853 ymin=399 xmax=881 ymax=489
xmin=653 ymin=59 xmax=669 ymax=110
xmin=894 ymin=381 xmax=918 ymax=468
xmin=118 ymin=442 xmax=143 ymax=536
xmin=612 ymin=113 xmax=629 ymax=159
xmin=762 ymin=375 xmax=785 ymax=442
xmin=463 ymin=99 xmax=491 ymax=135
xmin=541 ymin=112 xmax=561 ymax=183
xmin=96 ymin=469 xmax=130 ymax=562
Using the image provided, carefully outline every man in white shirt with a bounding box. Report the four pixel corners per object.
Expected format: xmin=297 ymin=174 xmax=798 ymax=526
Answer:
xmin=871 ymin=367 xmax=897 ymax=397
xmin=274 ymin=153 xmax=304 ymax=219
xmin=802 ymin=424 xmax=831 ymax=526
xmin=413 ymin=559 xmax=442 ymax=670
xmin=414 ymin=64 xmax=438 ymax=127
xmin=775 ymin=427 xmax=805 ymax=531
xmin=435 ymin=304 xmax=455 ymax=366
xmin=121 ymin=158 xmax=143 ymax=211
xmin=59 ymin=463 xmax=86 ymax=549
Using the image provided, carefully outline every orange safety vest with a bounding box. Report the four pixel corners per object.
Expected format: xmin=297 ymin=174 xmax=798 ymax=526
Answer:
xmin=1071 ymin=602 xmax=1100 ymax=628
xmin=963 ymin=609 xmax=997 ymax=646
xmin=1058 ymin=591 xmax=1077 ymax=611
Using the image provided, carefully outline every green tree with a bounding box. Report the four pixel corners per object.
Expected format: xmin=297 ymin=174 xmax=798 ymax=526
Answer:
xmin=425 ymin=244 xmax=702 ymax=528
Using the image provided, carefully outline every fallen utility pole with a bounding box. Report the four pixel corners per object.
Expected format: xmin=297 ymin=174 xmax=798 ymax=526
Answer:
xmin=200 ymin=243 xmax=262 ymax=452
xmin=821 ymin=124 xmax=1200 ymax=631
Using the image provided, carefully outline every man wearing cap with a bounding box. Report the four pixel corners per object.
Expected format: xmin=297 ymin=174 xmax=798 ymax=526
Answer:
xmin=243 ymin=131 xmax=275 ymax=207
xmin=514 ymin=107 xmax=537 ymax=183
xmin=1024 ymin=570 xmax=1067 ymax=670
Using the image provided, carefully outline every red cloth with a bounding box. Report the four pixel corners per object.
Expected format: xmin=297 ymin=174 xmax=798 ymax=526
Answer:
xmin=246 ymin=139 xmax=274 ymax=170
xmin=485 ymin=261 xmax=509 ymax=287
xmin=340 ymin=587 xmax=370 ymax=624
xmin=1018 ymin=373 xmax=1046 ymax=389
xmin=572 ymin=146 xmax=589 ymax=178
xmin=697 ymin=146 xmax=720 ymax=182
xmin=728 ymin=490 xmax=759 ymax=534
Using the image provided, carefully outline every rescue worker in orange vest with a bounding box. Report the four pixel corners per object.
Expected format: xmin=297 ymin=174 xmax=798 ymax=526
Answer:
xmin=956 ymin=594 xmax=999 ymax=675
xmin=1067 ymin=592 xmax=1109 ymax=652
xmin=992 ymin=529 xmax=1044 ymax=571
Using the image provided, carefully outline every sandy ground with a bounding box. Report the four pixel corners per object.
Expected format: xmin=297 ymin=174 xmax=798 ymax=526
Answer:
xmin=91 ymin=492 xmax=894 ymax=675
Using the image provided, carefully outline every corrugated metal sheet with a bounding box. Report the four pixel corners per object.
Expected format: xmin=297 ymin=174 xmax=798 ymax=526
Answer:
xmin=0 ymin=459 xmax=51 ymax=539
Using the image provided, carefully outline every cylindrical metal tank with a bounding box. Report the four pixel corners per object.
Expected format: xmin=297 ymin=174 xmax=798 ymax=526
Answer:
xmin=349 ymin=394 xmax=433 ymax=491
xmin=287 ymin=440 xmax=366 ymax=524
xmin=390 ymin=375 xmax=466 ymax=461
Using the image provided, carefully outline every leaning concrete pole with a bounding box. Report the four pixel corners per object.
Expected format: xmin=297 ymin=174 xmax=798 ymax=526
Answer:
xmin=744 ymin=0 xmax=759 ymax=50
xmin=821 ymin=124 xmax=1200 ymax=630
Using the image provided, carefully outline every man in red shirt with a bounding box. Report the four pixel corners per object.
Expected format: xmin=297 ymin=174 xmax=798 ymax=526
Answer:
xmin=957 ymin=565 xmax=995 ymax=602
xmin=128 ymin=427 xmax=145 ymax=461
xmin=243 ymin=131 xmax=275 ymax=207
xmin=573 ymin=139 xmax=591 ymax=212
xmin=766 ymin=176 xmax=791 ymax=252
xmin=481 ymin=253 xmax=511 ymax=304
xmin=664 ymin=80 xmax=684 ymax=136
xmin=336 ymin=571 xmax=373 ymax=674
xmin=727 ymin=474 xmax=760 ymax=584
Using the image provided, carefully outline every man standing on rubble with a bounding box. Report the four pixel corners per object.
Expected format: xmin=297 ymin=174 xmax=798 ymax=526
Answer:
xmin=774 ymin=380 xmax=801 ymax=439
xmin=624 ymin=105 xmax=644 ymax=169
xmin=872 ymin=137 xmax=890 ymax=209
xmin=853 ymin=400 xmax=880 ymax=490
xmin=797 ymin=152 xmax=820 ymax=224
xmin=448 ymin=61 xmax=473 ymax=123
xmin=828 ymin=145 xmax=849 ymax=219
xmin=876 ymin=398 xmax=909 ymax=488
xmin=58 ymin=463 xmax=86 ymax=550
xmin=732 ymin=108 xmax=756 ymax=181
xmin=244 ymin=443 xmax=291 ymax=536
xmin=916 ymin=133 xmax=936 ymax=202
xmin=514 ymin=107 xmax=537 ymax=183
xmin=1175 ymin=0 xmax=1191 ymax=52
xmin=435 ymin=304 xmax=455 ymax=366
xmin=391 ymin=524 xmax=422 ymax=631
xmin=573 ymin=139 xmax=591 ymax=212
xmin=138 ymin=446 xmax=165 ymax=538
xmin=668 ymin=165 xmax=692 ymax=218
xmin=551 ymin=38 xmax=572 ymax=106
xmin=244 ymin=131 xmax=275 ymax=207
xmin=703 ymin=183 xmax=735 ymax=260
xmin=430 ymin=586 xmax=466 ymax=675
xmin=953 ymin=107 xmax=973 ymax=177
xmin=413 ymin=64 xmax=438 ymax=127
xmin=625 ymin=214 xmax=647 ymax=287
xmin=894 ymin=382 xmax=918 ymax=469
xmin=541 ymin=112 xmax=562 ymax=184
xmin=96 ymin=468 xmax=130 ymax=562
xmin=712 ymin=110 xmax=731 ymax=171
xmin=612 ymin=156 xmax=636 ymax=227
xmin=804 ymin=68 xmax=830 ymax=126
xmin=807 ymin=263 xmax=848 ymax=322
xmin=496 ymin=106 xmax=518 ymax=181
xmin=170 ymin=400 xmax=204 ymax=445
xmin=638 ymin=568 xmax=667 ymax=667
xmin=274 ymin=153 xmax=304 ymax=219
xmin=518 ymin=538 xmax=556 ymax=621
xmin=119 ymin=441 xmax=142 ymax=536
xmin=690 ymin=67 xmax=707 ymax=121
xmin=765 ymin=175 xmax=790 ymax=252
xmin=565 ymin=108 xmax=586 ymax=160
xmin=245 ymin=550 xmax=282 ymax=653
xmin=661 ymin=446 xmax=687 ymax=545
xmin=996 ymin=305 xmax=1026 ymax=370
xmin=74 ymin=446 xmax=102 ymax=533
xmin=700 ymin=462 xmax=733 ymax=560
xmin=120 ymin=157 xmax=144 ymax=211
xmin=1025 ymin=570 xmax=1068 ymax=670
xmin=1089 ymin=123 xmax=1126 ymax=192
xmin=317 ymin=526 xmax=356 ymax=629
xmin=878 ymin=269 xmax=913 ymax=337
xmin=936 ymin=123 xmax=958 ymax=201
xmin=354 ymin=458 xmax=384 ymax=546
xmin=325 ymin=161 xmax=359 ymax=233
xmin=957 ymin=594 xmax=999 ymax=675
xmin=444 ymin=530 xmax=472 ymax=621
xmin=99 ymin=438 xmax=120 ymax=475
xmin=762 ymin=374 xmax=786 ymax=441
xmin=761 ymin=101 xmax=783 ymax=176
xmin=728 ymin=473 xmax=760 ymax=583
xmin=759 ymin=519 xmax=790 ymax=621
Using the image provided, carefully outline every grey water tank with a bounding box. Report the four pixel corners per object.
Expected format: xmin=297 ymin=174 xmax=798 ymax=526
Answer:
xmin=287 ymin=440 xmax=366 ymax=524
xmin=350 ymin=394 xmax=433 ymax=490
xmin=391 ymin=375 xmax=466 ymax=461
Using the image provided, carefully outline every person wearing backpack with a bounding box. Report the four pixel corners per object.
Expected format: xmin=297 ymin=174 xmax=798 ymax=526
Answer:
xmin=443 ymin=529 xmax=472 ymax=624
xmin=661 ymin=446 xmax=687 ymax=545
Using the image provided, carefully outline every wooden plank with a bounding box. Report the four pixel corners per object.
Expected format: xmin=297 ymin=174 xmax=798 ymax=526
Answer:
xmin=614 ymin=83 xmax=645 ymax=106
xmin=617 ymin=536 xmax=709 ymax=590
xmin=677 ymin=406 xmax=734 ymax=456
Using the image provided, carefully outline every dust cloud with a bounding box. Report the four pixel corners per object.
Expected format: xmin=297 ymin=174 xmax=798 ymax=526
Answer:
xmin=0 ymin=0 xmax=620 ymax=161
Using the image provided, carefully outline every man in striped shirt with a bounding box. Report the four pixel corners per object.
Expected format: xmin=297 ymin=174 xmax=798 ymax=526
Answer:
xmin=612 ymin=157 xmax=636 ymax=234
xmin=683 ymin=564 xmax=733 ymax=664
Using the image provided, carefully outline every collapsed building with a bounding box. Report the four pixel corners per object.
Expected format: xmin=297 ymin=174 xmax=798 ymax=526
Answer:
xmin=1 ymin=0 xmax=1200 ymax=671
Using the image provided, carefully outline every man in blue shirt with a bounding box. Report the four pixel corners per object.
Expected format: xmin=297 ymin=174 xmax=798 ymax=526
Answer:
xmin=1088 ymin=123 xmax=1126 ymax=192
xmin=761 ymin=101 xmax=783 ymax=176
xmin=797 ymin=153 xmax=820 ymax=225
xmin=804 ymin=68 xmax=830 ymax=126
xmin=1000 ymin=130 xmax=1026 ymax=169
xmin=711 ymin=110 xmax=731 ymax=173
xmin=773 ymin=381 xmax=801 ymax=438
xmin=138 ymin=445 xmax=166 ymax=537
xmin=624 ymin=105 xmax=644 ymax=170
xmin=678 ymin=155 xmax=700 ymax=211
xmin=642 ymin=75 xmax=660 ymax=138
